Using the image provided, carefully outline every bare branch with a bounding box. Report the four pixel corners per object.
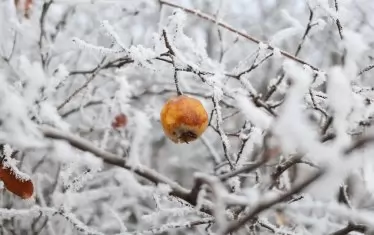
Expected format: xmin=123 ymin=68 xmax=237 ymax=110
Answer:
xmin=161 ymin=29 xmax=183 ymax=96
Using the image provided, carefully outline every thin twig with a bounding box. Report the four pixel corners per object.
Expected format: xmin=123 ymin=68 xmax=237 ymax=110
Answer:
xmin=263 ymin=8 xmax=315 ymax=101
xmin=294 ymin=9 xmax=314 ymax=56
xmin=236 ymin=52 xmax=274 ymax=78
xmin=58 ymin=57 xmax=107 ymax=110
xmin=159 ymin=0 xmax=320 ymax=71
xmin=212 ymin=96 xmax=234 ymax=170
xmin=162 ymin=29 xmax=183 ymax=96
xmin=38 ymin=0 xmax=54 ymax=68
xmin=219 ymin=160 xmax=265 ymax=181
xmin=358 ymin=64 xmax=374 ymax=76
xmin=334 ymin=0 xmax=344 ymax=40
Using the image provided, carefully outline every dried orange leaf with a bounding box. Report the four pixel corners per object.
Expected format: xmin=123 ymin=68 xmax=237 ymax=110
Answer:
xmin=0 ymin=162 xmax=34 ymax=199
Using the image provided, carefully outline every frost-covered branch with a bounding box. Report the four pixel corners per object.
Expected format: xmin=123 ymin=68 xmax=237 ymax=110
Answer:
xmin=161 ymin=29 xmax=183 ymax=96
xmin=38 ymin=0 xmax=54 ymax=67
xmin=329 ymin=223 xmax=367 ymax=235
xmin=159 ymin=0 xmax=320 ymax=71
xmin=333 ymin=0 xmax=344 ymax=41
xmin=40 ymin=125 xmax=192 ymax=201
xmin=1 ymin=0 xmax=374 ymax=234
xmin=358 ymin=64 xmax=374 ymax=76
xmin=224 ymin=168 xmax=326 ymax=234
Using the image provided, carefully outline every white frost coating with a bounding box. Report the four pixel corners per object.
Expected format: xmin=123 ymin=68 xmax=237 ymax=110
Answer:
xmin=213 ymin=85 xmax=224 ymax=102
xmin=101 ymin=20 xmax=127 ymax=50
xmin=269 ymin=10 xmax=303 ymax=47
xmin=114 ymin=73 xmax=132 ymax=112
xmin=342 ymin=30 xmax=368 ymax=80
xmin=0 ymin=0 xmax=20 ymax=36
xmin=311 ymin=71 xmax=327 ymax=88
xmin=280 ymin=9 xmax=304 ymax=30
xmin=200 ymin=135 xmax=221 ymax=164
xmin=242 ymin=186 xmax=261 ymax=207
xmin=270 ymin=26 xmax=303 ymax=47
xmin=49 ymin=140 xmax=79 ymax=164
xmin=59 ymin=210 xmax=105 ymax=235
xmin=115 ymin=169 xmax=148 ymax=197
xmin=258 ymin=42 xmax=269 ymax=59
xmin=279 ymin=168 xmax=291 ymax=191
xmin=193 ymin=172 xmax=228 ymax=234
xmin=285 ymin=199 xmax=374 ymax=231
xmin=54 ymin=64 xmax=70 ymax=80
xmin=195 ymin=185 xmax=207 ymax=212
xmin=222 ymin=192 xmax=252 ymax=206
xmin=80 ymin=152 xmax=103 ymax=172
xmin=65 ymin=169 xmax=96 ymax=192
xmin=271 ymin=63 xmax=365 ymax=200
xmin=166 ymin=9 xmax=187 ymax=35
xmin=106 ymin=205 xmax=128 ymax=233
xmin=0 ymin=74 xmax=43 ymax=148
xmin=308 ymin=0 xmax=337 ymax=19
xmin=1 ymin=157 xmax=31 ymax=182
xmin=141 ymin=217 xmax=214 ymax=235
xmin=258 ymin=42 xmax=268 ymax=51
xmin=227 ymin=176 xmax=241 ymax=192
xmin=127 ymin=111 xmax=152 ymax=169
xmin=141 ymin=207 xmax=203 ymax=226
xmin=273 ymin=47 xmax=282 ymax=59
xmin=236 ymin=130 xmax=257 ymax=170
xmin=60 ymin=163 xmax=75 ymax=188
xmin=213 ymin=87 xmax=232 ymax=158
xmin=327 ymin=66 xmax=352 ymax=147
xmin=71 ymin=37 xmax=124 ymax=54
xmin=156 ymin=183 xmax=172 ymax=195
xmin=3 ymin=144 xmax=13 ymax=158
xmin=128 ymin=45 xmax=157 ymax=68
xmin=258 ymin=217 xmax=297 ymax=235
xmin=99 ymin=128 xmax=110 ymax=149
xmin=362 ymin=157 xmax=374 ymax=195
xmin=272 ymin=61 xmax=318 ymax=155
xmin=0 ymin=206 xmax=41 ymax=220
xmin=277 ymin=79 xmax=288 ymax=95
xmin=0 ymin=0 xmax=372 ymax=233
xmin=235 ymin=94 xmax=272 ymax=130
xmin=18 ymin=56 xmax=46 ymax=104
xmin=313 ymin=18 xmax=327 ymax=31
xmin=39 ymin=102 xmax=70 ymax=131
xmin=239 ymin=76 xmax=258 ymax=96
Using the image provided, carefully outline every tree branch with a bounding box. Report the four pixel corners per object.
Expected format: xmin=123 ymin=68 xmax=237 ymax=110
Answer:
xmin=159 ymin=0 xmax=320 ymax=71
xmin=329 ymin=223 xmax=366 ymax=235
xmin=223 ymin=168 xmax=326 ymax=234
xmin=40 ymin=126 xmax=192 ymax=204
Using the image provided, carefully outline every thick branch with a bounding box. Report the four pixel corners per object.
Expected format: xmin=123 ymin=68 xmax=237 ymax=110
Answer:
xmin=329 ymin=223 xmax=366 ymax=235
xmin=223 ymin=168 xmax=326 ymax=234
xmin=40 ymin=126 xmax=191 ymax=203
